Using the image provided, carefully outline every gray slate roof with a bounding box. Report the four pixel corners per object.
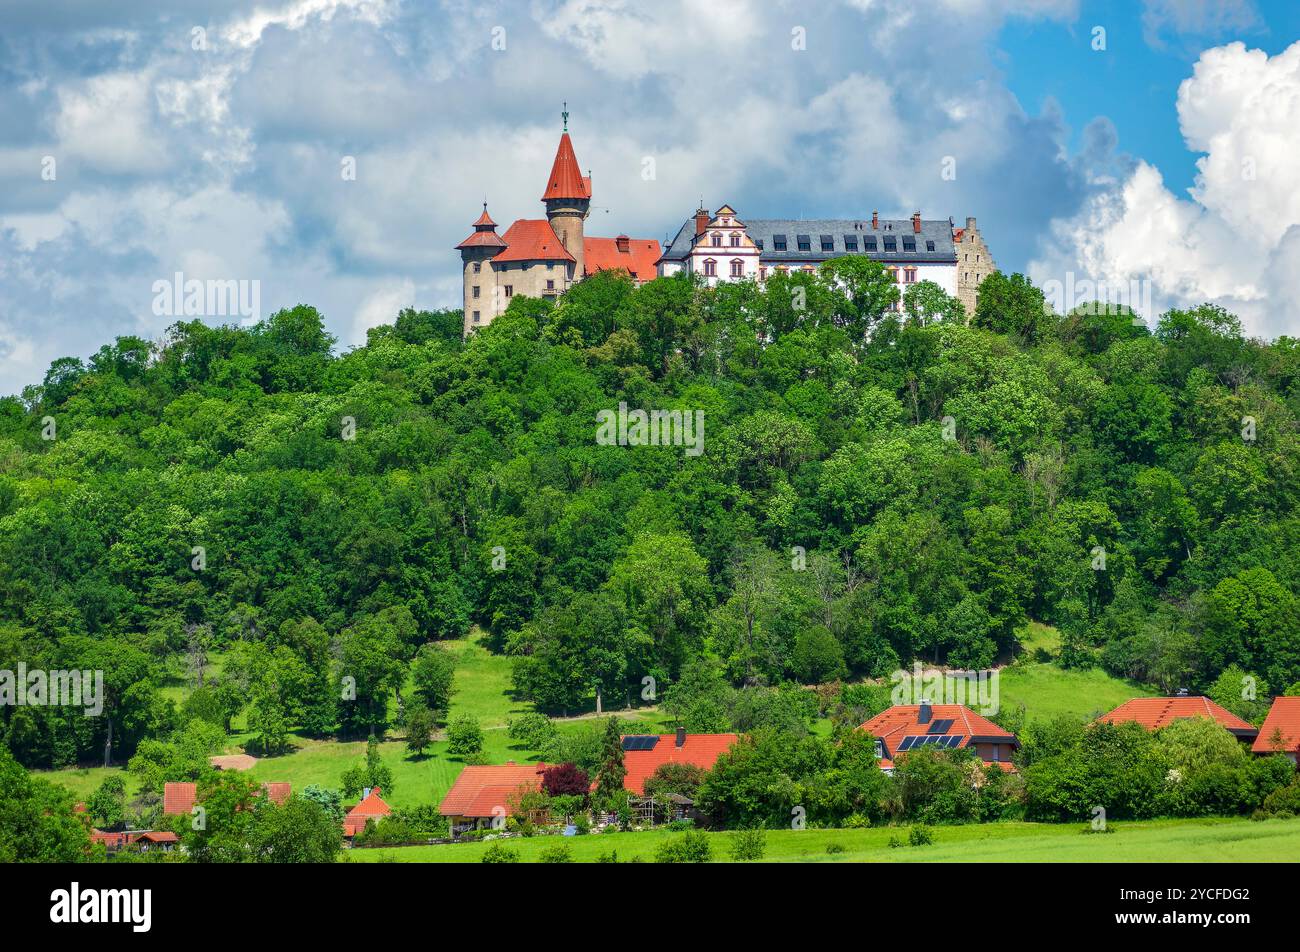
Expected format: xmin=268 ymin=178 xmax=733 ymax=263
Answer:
xmin=659 ymin=217 xmax=958 ymax=265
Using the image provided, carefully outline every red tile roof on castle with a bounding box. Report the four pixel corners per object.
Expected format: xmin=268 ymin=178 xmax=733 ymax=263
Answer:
xmin=859 ymin=704 xmax=1017 ymax=754
xmin=541 ymin=132 xmax=590 ymax=201
xmin=492 ymin=219 xmax=575 ymax=263
xmin=162 ymin=782 xmax=196 ymax=816
xmin=439 ymin=763 xmax=548 ymax=817
xmin=343 ymin=786 xmax=393 ymax=837
xmin=621 ymin=734 xmax=739 ymax=795
xmin=584 ymin=236 xmax=662 ymax=282
xmin=1252 ymin=697 xmax=1300 ymax=754
xmin=1100 ymin=697 xmax=1258 ymax=736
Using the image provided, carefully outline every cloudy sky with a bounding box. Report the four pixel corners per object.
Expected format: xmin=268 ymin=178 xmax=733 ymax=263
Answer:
xmin=1 ymin=0 xmax=1298 ymax=395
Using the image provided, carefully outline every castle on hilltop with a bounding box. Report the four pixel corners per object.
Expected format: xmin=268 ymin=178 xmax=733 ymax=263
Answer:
xmin=457 ymin=116 xmax=995 ymax=333
xmin=455 ymin=112 xmax=661 ymax=336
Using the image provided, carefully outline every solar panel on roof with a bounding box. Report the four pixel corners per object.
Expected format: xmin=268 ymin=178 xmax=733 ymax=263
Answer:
xmin=897 ymin=736 xmax=915 ymax=752
xmin=928 ymin=718 xmax=954 ymax=734
xmin=946 ymin=736 xmax=962 ymax=748
xmin=622 ymin=735 xmax=660 ymax=751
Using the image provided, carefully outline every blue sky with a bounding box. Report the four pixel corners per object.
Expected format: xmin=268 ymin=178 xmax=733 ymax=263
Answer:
xmin=0 ymin=0 xmax=1298 ymax=395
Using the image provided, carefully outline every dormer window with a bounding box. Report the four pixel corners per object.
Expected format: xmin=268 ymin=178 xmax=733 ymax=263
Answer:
xmin=883 ymin=236 xmax=897 ymax=252
xmin=773 ymin=234 xmax=787 ymax=251
xmin=926 ymin=240 xmax=936 ymax=252
xmin=843 ymin=235 xmax=858 ymax=251
xmin=902 ymin=237 xmax=916 ymax=252
xmin=730 ymin=232 xmax=741 ymax=247
xmin=864 ymin=236 xmax=878 ymax=251
xmin=820 ymin=235 xmax=834 ymax=252
xmin=796 ymin=234 xmax=811 ymax=251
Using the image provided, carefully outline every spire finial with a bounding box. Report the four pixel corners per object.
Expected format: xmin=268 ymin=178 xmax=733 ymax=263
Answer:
xmin=562 ymin=101 xmax=569 ymax=133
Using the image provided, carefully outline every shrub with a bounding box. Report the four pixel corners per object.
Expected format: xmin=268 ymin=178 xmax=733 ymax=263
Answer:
xmin=508 ymin=712 xmax=557 ymax=750
xmin=655 ymin=829 xmax=713 ymax=863
xmin=538 ymin=842 xmax=574 ymax=863
xmin=447 ymin=714 xmax=484 ymax=756
xmin=729 ymin=826 xmax=767 ymax=862
xmin=826 ymin=842 xmax=846 ymax=855
xmin=909 ymin=825 xmax=934 ymax=846
xmin=542 ymin=763 xmax=590 ymax=798
xmin=481 ymin=843 xmax=520 ymax=863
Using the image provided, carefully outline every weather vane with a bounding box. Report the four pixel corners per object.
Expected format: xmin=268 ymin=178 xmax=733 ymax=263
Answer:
xmin=562 ymin=101 xmax=569 ymax=132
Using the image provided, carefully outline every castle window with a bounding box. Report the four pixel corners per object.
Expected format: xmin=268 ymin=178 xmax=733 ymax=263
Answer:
xmin=703 ymin=258 xmax=717 ymax=277
xmin=473 ymin=262 xmax=482 ymax=273
xmin=772 ymin=234 xmax=787 ymax=251
xmin=730 ymin=233 xmax=741 ymax=247
xmin=504 ymin=285 xmax=513 ymax=297
xmin=976 ymin=254 xmax=981 ymax=262
xmin=759 ymin=266 xmax=767 ymax=281
xmin=843 ymin=235 xmax=858 ymax=251
xmin=820 ymin=235 xmax=834 ymax=252
xmin=864 ymin=236 xmax=878 ymax=251
xmin=796 ymin=235 xmax=811 ymax=251
xmin=472 ymin=311 xmax=481 ymax=322
xmin=902 ymin=237 xmax=916 ymax=252
xmin=926 ymin=240 xmax=936 ymax=252
xmin=546 ymin=279 xmax=555 ymax=290
xmin=883 ymin=236 xmax=897 ymax=252
xmin=712 ymin=232 xmax=722 ymax=247
xmin=472 ymin=286 xmax=480 ymax=299
xmin=730 ymin=259 xmax=744 ymax=277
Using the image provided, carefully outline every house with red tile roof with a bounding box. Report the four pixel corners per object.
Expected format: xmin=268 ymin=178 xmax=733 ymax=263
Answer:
xmin=620 ymin=729 xmax=739 ymax=795
xmin=859 ymin=700 xmax=1019 ymax=773
xmin=1252 ymin=697 xmax=1300 ymax=762
xmin=456 ymin=113 xmax=661 ymax=335
xmin=91 ymin=830 xmax=179 ymax=854
xmin=438 ymin=763 xmax=548 ymax=837
xmin=162 ymin=780 xmax=291 ymax=816
xmin=162 ymin=781 xmax=197 ymax=816
xmin=343 ymin=786 xmax=393 ymax=839
xmin=1099 ymin=696 xmax=1258 ymax=741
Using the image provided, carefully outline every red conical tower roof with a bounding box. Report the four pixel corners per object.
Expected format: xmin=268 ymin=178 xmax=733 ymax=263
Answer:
xmin=473 ymin=207 xmax=496 ymax=227
xmin=456 ymin=203 xmax=506 ymax=250
xmin=542 ymin=132 xmax=590 ymax=201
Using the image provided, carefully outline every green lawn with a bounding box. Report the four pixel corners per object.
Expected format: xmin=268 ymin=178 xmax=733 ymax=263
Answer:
xmin=345 ymin=816 xmax=1300 ymax=863
xmin=998 ymin=661 xmax=1155 ymax=723
xmin=39 ymin=628 xmax=667 ymax=810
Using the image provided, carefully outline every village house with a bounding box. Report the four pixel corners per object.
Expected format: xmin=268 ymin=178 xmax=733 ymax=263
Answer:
xmin=162 ymin=780 xmax=292 ymax=816
xmin=90 ymin=830 xmax=180 ymax=855
xmin=1252 ymin=697 xmax=1300 ymax=763
xmin=343 ymin=786 xmax=393 ymax=839
xmin=1098 ymin=696 xmax=1259 ymax=742
xmin=438 ymin=763 xmax=549 ymax=837
xmin=620 ymin=729 xmax=739 ymax=795
xmin=859 ymin=700 xmax=1019 ymax=773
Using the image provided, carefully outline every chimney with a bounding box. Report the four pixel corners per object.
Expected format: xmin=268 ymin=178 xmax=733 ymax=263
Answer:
xmin=676 ymin=726 xmax=686 ymax=748
xmin=362 ymin=787 xmax=372 ymax=799
xmin=615 ymin=234 xmax=630 ymax=253
xmin=912 ymin=211 xmax=922 ymax=233
xmin=871 ymin=210 xmax=879 ymax=229
xmin=694 ymin=206 xmax=710 ymax=237
xmin=966 ymin=216 xmax=976 ymax=232
xmin=918 ymin=699 xmax=932 ymax=724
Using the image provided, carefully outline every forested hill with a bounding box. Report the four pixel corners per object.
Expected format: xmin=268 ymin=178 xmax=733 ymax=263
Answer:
xmin=2 ymin=263 xmax=1299 ymax=769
